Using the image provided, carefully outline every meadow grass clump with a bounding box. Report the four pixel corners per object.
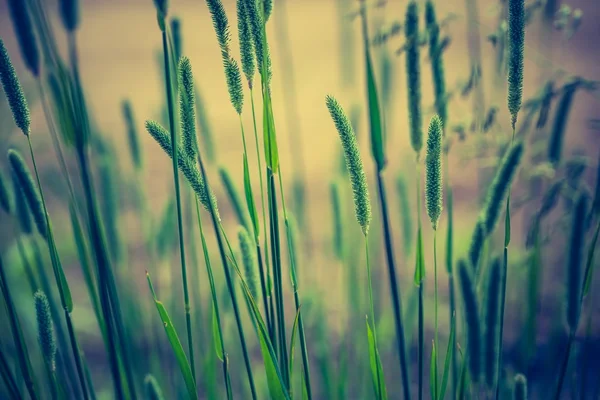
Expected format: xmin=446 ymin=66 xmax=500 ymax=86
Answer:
xmin=458 ymin=259 xmax=481 ymax=382
xmin=0 ymin=39 xmax=31 ymax=136
xmin=8 ymin=149 xmax=47 ymax=239
xmin=326 ymin=95 xmax=371 ymax=235
xmin=6 ymin=0 xmax=40 ymax=76
xmin=507 ymin=0 xmax=525 ymax=129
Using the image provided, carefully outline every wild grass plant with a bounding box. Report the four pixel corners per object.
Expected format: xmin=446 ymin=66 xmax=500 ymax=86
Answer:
xmin=0 ymin=0 xmax=599 ymax=399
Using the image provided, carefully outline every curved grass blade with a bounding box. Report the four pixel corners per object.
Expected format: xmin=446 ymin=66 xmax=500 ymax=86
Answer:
xmin=366 ymin=317 xmax=387 ymax=400
xmin=146 ymin=272 xmax=198 ymax=400
xmin=212 ymin=304 xmax=224 ymax=362
xmin=582 ymin=219 xmax=600 ymax=298
xmin=438 ymin=313 xmax=455 ymax=400
xmin=243 ymin=153 xmax=259 ymax=237
xmin=233 ymin=259 xmax=290 ymax=400
xmin=430 ymin=341 xmax=437 ymax=400
xmin=288 ymin=307 xmax=301 ymax=396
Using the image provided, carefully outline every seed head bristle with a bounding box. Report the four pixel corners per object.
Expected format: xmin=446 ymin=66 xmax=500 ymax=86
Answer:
xmin=8 ymin=149 xmax=47 ymax=239
xmin=484 ymin=257 xmax=502 ymax=388
xmin=145 ymin=120 xmax=220 ymax=219
xmin=566 ymin=193 xmax=587 ymax=331
xmin=326 ymin=95 xmax=371 ymax=235
xmin=178 ymin=57 xmax=198 ymax=160
xmin=405 ymin=0 xmax=423 ymax=154
xmin=206 ymin=0 xmax=231 ymax=56
xmin=6 ymin=0 xmax=40 ymax=76
xmin=225 ymin=57 xmax=244 ymax=114
xmin=425 ymin=1 xmax=448 ymax=127
xmin=468 ymin=219 xmax=485 ymax=270
xmin=425 ymin=115 xmax=443 ymax=229
xmin=122 ymin=100 xmax=142 ymax=170
xmin=0 ymin=40 xmax=31 ymax=136
xmin=548 ymin=83 xmax=577 ymax=167
xmin=170 ymin=17 xmax=182 ymax=62
xmin=238 ymin=226 xmax=258 ymax=300
xmin=482 ymin=142 xmax=524 ymax=234
xmin=144 ymin=374 xmax=166 ymax=400
xmin=513 ymin=374 xmax=528 ymax=400
xmin=34 ymin=291 xmax=56 ymax=371
xmin=244 ymin=0 xmax=271 ymax=83
xmin=237 ymin=0 xmax=255 ymax=88
xmin=507 ymin=0 xmax=525 ymax=129
xmin=59 ymin=0 xmax=80 ymax=32
xmin=458 ymin=259 xmax=481 ymax=383
xmin=0 ymin=171 xmax=13 ymax=214
xmin=12 ymin=170 xmax=32 ymax=235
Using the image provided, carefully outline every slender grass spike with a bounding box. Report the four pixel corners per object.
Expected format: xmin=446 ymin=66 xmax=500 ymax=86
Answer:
xmin=405 ymin=0 xmax=423 ymax=154
xmin=507 ymin=0 xmax=525 ymax=128
xmin=59 ymin=0 xmax=80 ymax=32
xmin=6 ymin=0 xmax=40 ymax=76
xmin=179 ymin=57 xmax=199 ymax=160
xmin=0 ymin=39 xmax=31 ymax=136
xmin=326 ymin=95 xmax=371 ymax=235
xmin=425 ymin=115 xmax=443 ymax=229
xmin=34 ymin=291 xmax=57 ymax=371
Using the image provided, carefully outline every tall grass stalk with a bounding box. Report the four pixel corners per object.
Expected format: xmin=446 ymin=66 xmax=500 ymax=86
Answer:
xmin=157 ymin=12 xmax=196 ymax=381
xmin=359 ymin=7 xmax=411 ymax=397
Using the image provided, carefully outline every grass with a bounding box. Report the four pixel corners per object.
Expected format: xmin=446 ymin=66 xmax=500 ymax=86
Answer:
xmin=0 ymin=0 xmax=598 ymax=399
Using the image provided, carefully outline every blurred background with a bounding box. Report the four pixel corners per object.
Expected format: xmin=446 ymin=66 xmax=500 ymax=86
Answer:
xmin=0 ymin=0 xmax=599 ymax=398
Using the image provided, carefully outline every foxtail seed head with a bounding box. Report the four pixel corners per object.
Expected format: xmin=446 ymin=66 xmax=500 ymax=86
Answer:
xmin=237 ymin=0 xmax=255 ymax=88
xmin=178 ymin=57 xmax=198 ymax=159
xmin=225 ymin=57 xmax=244 ymax=114
xmin=425 ymin=1 xmax=448 ymax=127
xmin=326 ymin=95 xmax=371 ymax=235
xmin=59 ymin=0 xmax=80 ymax=32
xmin=0 ymin=171 xmax=13 ymax=214
xmin=548 ymin=83 xmax=577 ymax=167
xmin=122 ymin=100 xmax=142 ymax=170
xmin=264 ymin=0 xmax=273 ymax=21
xmin=8 ymin=149 xmax=47 ymax=239
xmin=513 ymin=374 xmax=528 ymax=400
xmin=468 ymin=219 xmax=485 ymax=270
xmin=405 ymin=0 xmax=423 ymax=154
xmin=145 ymin=120 xmax=220 ymax=219
xmin=206 ymin=0 xmax=231 ymax=55
xmin=0 ymin=40 xmax=31 ymax=136
xmin=482 ymin=141 xmax=524 ymax=234
xmin=12 ymin=170 xmax=32 ymax=234
xmin=34 ymin=291 xmax=56 ymax=371
xmin=238 ymin=226 xmax=258 ymax=300
xmin=507 ymin=0 xmax=525 ymax=129
xmin=425 ymin=115 xmax=443 ymax=229
xmin=566 ymin=193 xmax=587 ymax=331
xmin=6 ymin=0 xmax=40 ymax=76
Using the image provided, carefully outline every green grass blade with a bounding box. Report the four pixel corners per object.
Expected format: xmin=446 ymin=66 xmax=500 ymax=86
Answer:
xmin=366 ymin=318 xmax=387 ymax=400
xmin=430 ymin=341 xmax=437 ymax=400
xmin=262 ymin=83 xmax=279 ymax=172
xmin=212 ymin=304 xmax=224 ymax=362
xmin=438 ymin=313 xmax=456 ymax=400
xmin=288 ymin=307 xmax=301 ymax=395
xmin=243 ymin=153 xmax=259 ymax=238
xmin=233 ymin=260 xmax=290 ymax=400
xmin=146 ymin=272 xmax=198 ymax=400
xmin=414 ymin=225 xmax=425 ymax=285
xmin=582 ymin=219 xmax=600 ymax=298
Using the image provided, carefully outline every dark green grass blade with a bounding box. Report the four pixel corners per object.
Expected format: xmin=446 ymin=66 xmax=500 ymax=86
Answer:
xmin=438 ymin=313 xmax=456 ymax=400
xmin=582 ymin=219 xmax=600 ymax=298
xmin=366 ymin=318 xmax=387 ymax=400
xmin=146 ymin=273 xmax=198 ymax=400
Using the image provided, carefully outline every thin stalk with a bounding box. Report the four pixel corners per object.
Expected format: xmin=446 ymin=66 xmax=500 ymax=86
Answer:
xmin=194 ymin=198 xmax=233 ymax=400
xmin=277 ymin=173 xmax=313 ymax=399
xmin=249 ymin=88 xmax=274 ymax=341
xmin=17 ymin=238 xmax=38 ymax=292
xmin=197 ymin=164 xmax=258 ymax=400
xmin=415 ymin=161 xmax=424 ymax=400
xmin=365 ymin=236 xmax=384 ymax=398
xmin=553 ymin=331 xmax=575 ymax=400
xmin=418 ymin=283 xmax=424 ymax=400
xmin=161 ymin=29 xmax=195 ymax=381
xmin=434 ymin=229 xmax=439 ymax=396
xmin=77 ymin=148 xmax=134 ymax=399
xmin=268 ymin=169 xmax=289 ymax=386
xmin=27 ymin=139 xmax=89 ymax=400
xmin=375 ymin=170 xmax=411 ymax=399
